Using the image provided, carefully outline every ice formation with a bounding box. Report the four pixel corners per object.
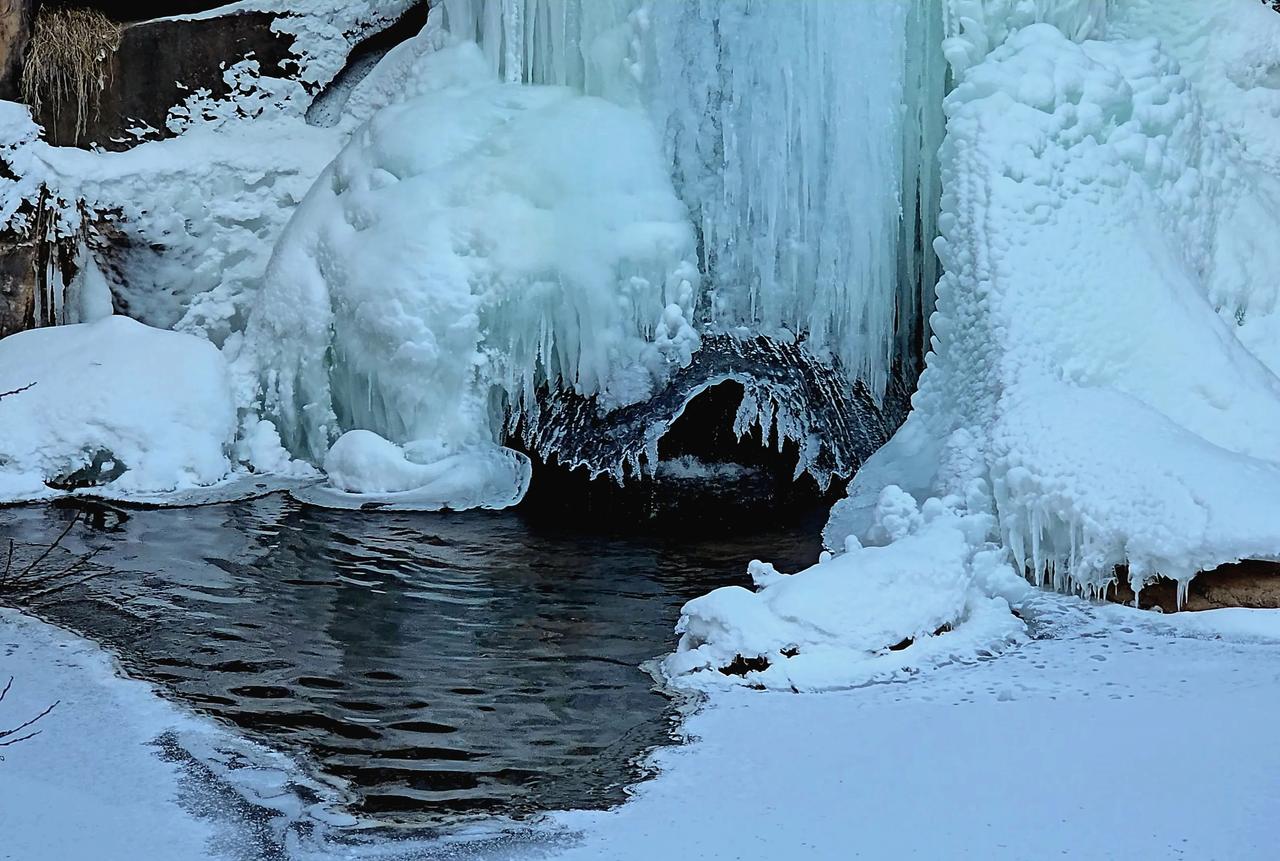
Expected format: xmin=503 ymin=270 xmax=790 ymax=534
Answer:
xmin=5 ymin=0 xmax=1280 ymax=691
xmin=519 ymin=333 xmax=889 ymax=488
xmin=668 ymin=0 xmax=1280 ymax=690
xmin=243 ymin=40 xmax=698 ymax=506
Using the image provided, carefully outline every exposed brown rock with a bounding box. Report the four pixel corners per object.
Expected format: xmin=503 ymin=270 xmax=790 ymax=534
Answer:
xmin=29 ymin=9 xmax=293 ymax=149
xmin=0 ymin=222 xmax=37 ymax=338
xmin=0 ymin=0 xmax=36 ymax=102
xmin=1107 ymin=560 xmax=1280 ymax=611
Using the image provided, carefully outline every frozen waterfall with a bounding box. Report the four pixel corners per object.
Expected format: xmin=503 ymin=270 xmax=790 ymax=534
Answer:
xmin=239 ymin=0 xmax=948 ymax=509
xmin=439 ymin=0 xmax=947 ymax=393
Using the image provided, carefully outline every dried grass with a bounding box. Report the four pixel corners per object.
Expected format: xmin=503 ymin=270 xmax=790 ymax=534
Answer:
xmin=20 ymin=7 xmax=122 ymax=145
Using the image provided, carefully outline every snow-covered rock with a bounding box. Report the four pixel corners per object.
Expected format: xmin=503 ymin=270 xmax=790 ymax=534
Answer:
xmin=244 ymin=40 xmax=697 ymax=508
xmin=0 ymin=315 xmax=240 ymax=501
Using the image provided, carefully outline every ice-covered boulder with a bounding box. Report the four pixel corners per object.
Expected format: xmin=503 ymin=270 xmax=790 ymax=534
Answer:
xmin=0 ymin=315 xmax=239 ymax=501
xmin=245 ymin=40 xmax=697 ymax=510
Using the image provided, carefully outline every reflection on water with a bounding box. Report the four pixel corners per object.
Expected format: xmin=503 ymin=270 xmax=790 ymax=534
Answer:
xmin=1 ymin=495 xmax=822 ymax=825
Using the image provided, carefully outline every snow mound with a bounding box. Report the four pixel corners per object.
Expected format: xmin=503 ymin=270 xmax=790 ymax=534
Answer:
xmin=245 ymin=40 xmax=697 ymax=507
xmin=0 ymin=316 xmax=240 ymax=501
xmin=665 ymin=486 xmax=1028 ymax=692
xmin=292 ymin=428 xmax=531 ymax=511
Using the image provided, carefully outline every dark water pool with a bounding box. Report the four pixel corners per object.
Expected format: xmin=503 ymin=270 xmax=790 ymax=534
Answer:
xmin=0 ymin=495 xmax=821 ymax=825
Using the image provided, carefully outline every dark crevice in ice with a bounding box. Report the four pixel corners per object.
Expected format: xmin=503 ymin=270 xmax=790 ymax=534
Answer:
xmin=513 ymin=332 xmax=892 ymax=492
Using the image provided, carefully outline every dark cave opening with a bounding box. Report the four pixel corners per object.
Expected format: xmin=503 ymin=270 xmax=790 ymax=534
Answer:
xmin=517 ymin=381 xmax=847 ymax=534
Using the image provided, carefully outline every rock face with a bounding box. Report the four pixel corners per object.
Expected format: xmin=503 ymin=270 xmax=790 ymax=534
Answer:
xmin=31 ymin=9 xmax=292 ymax=148
xmin=0 ymin=0 xmax=35 ymax=102
xmin=58 ymin=2 xmax=230 ymax=21
xmin=1109 ymin=561 xmax=1280 ymax=611
xmin=0 ymin=226 xmax=36 ymax=338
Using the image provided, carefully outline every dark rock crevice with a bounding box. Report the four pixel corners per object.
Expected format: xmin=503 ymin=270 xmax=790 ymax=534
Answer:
xmin=512 ymin=333 xmax=891 ymax=530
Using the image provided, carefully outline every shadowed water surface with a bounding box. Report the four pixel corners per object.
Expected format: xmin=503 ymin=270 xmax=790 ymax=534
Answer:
xmin=1 ymin=495 xmax=821 ymax=825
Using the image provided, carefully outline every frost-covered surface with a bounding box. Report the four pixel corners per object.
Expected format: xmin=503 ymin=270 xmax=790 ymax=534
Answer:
xmin=244 ymin=41 xmax=696 ymax=507
xmin=0 ymin=317 xmax=239 ymax=502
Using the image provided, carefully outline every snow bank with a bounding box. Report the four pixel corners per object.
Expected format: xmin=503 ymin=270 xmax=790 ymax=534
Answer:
xmin=666 ymin=487 xmax=1028 ymax=692
xmin=244 ymin=40 xmax=696 ymax=508
xmin=0 ymin=316 xmax=244 ymax=501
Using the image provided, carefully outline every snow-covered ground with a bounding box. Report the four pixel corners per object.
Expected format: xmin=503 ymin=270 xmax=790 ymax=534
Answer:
xmin=0 ymin=609 xmax=357 ymax=861
xmin=6 ymin=596 xmax=1279 ymax=860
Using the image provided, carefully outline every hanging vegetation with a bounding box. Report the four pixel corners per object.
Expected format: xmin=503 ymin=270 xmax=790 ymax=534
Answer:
xmin=20 ymin=7 xmax=122 ymax=145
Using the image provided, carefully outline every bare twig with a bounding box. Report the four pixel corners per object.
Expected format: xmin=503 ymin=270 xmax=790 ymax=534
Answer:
xmin=0 ymin=700 xmax=59 ymax=746
xmin=1 ymin=511 xmax=82 ymax=591
xmin=0 ymin=382 xmax=35 ymax=400
xmin=0 ymin=678 xmax=59 ymax=753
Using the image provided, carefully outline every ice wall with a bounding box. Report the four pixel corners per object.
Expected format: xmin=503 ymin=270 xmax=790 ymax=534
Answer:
xmin=643 ymin=1 xmax=908 ymax=395
xmin=830 ymin=0 xmax=1280 ymax=598
xmin=436 ymin=0 xmax=943 ymax=398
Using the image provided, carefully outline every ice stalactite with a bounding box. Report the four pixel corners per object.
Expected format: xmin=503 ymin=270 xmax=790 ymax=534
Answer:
xmin=431 ymin=0 xmax=939 ymax=400
xmin=642 ymin=1 xmax=910 ymax=397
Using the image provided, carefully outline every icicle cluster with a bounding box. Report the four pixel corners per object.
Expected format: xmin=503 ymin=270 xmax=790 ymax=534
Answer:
xmin=432 ymin=0 xmax=944 ymax=399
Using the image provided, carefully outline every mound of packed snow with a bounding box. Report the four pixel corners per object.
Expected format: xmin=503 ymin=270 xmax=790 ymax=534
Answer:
xmin=0 ymin=317 xmax=242 ymax=501
xmin=291 ymin=428 xmax=531 ymax=511
xmin=665 ymin=486 xmax=1029 ymax=691
xmin=244 ymin=40 xmax=697 ymax=508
